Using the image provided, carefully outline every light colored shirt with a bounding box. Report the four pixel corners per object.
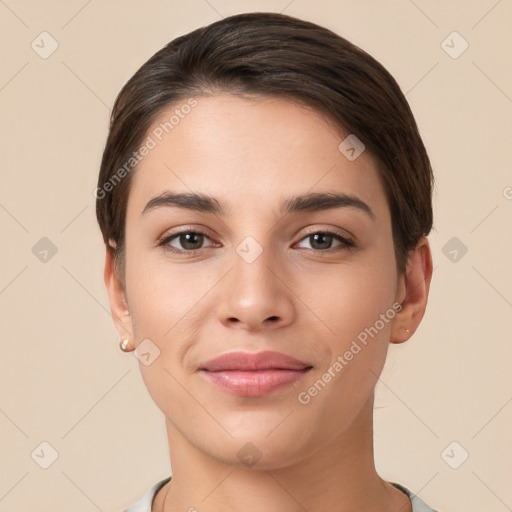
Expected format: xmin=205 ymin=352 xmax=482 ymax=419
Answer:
xmin=122 ymin=476 xmax=441 ymax=511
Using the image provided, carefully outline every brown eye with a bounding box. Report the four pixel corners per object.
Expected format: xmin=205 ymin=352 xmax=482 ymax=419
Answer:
xmin=159 ymin=230 xmax=215 ymax=253
xmin=296 ymin=231 xmax=355 ymax=251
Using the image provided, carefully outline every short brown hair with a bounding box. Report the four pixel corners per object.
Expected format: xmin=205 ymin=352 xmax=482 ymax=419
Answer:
xmin=96 ymin=12 xmax=434 ymax=286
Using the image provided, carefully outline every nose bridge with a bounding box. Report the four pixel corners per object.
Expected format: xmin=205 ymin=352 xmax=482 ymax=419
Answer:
xmin=232 ymin=234 xmax=281 ymax=301
xmin=216 ymin=231 xmax=295 ymax=330
xmin=229 ymin=210 xmax=280 ymax=285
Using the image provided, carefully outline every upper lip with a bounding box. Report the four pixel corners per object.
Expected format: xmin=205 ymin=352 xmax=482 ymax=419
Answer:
xmin=199 ymin=350 xmax=312 ymax=371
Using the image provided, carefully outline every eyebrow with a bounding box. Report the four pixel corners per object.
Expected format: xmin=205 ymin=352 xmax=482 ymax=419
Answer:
xmin=141 ymin=191 xmax=375 ymax=221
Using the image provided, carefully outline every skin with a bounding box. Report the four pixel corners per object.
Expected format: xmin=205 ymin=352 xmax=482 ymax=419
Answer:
xmin=104 ymin=94 xmax=432 ymax=512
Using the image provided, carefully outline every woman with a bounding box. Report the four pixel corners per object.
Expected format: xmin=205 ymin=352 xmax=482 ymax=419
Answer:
xmin=96 ymin=12 xmax=438 ymax=512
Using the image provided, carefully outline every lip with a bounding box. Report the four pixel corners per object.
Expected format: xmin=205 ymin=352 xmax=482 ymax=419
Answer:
xmin=200 ymin=350 xmax=311 ymax=372
xmin=199 ymin=350 xmax=313 ymax=397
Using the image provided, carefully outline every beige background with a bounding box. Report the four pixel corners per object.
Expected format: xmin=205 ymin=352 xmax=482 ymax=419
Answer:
xmin=1 ymin=0 xmax=511 ymax=511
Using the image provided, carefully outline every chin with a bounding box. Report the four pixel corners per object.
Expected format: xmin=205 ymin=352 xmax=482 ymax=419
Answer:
xmin=196 ymin=426 xmax=314 ymax=471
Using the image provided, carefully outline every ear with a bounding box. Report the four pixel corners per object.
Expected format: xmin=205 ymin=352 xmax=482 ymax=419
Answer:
xmin=104 ymin=239 xmax=134 ymax=347
xmin=390 ymin=236 xmax=433 ymax=344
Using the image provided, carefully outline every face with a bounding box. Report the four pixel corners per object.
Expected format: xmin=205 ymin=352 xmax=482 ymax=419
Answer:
xmin=108 ymin=94 xmax=413 ymax=469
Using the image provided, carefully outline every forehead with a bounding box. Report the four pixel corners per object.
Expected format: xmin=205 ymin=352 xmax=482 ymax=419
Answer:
xmin=126 ymin=94 xmax=389 ymax=222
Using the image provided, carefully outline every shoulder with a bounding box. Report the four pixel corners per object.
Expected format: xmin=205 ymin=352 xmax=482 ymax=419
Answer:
xmin=391 ymin=482 xmax=441 ymax=512
xmin=121 ymin=476 xmax=172 ymax=512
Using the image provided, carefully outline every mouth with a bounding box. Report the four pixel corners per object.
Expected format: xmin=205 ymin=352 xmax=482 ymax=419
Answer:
xmin=198 ymin=350 xmax=313 ymax=397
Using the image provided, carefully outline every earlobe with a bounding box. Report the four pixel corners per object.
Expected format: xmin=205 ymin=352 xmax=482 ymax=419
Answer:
xmin=103 ymin=242 xmax=134 ymax=345
xmin=390 ymin=237 xmax=433 ymax=344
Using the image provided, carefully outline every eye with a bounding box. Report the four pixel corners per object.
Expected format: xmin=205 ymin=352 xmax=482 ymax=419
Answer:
xmin=295 ymin=230 xmax=355 ymax=251
xmin=158 ymin=228 xmax=356 ymax=255
xmin=158 ymin=230 xmax=216 ymax=253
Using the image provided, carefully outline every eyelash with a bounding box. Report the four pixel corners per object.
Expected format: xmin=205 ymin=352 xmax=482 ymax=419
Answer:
xmin=157 ymin=228 xmax=356 ymax=255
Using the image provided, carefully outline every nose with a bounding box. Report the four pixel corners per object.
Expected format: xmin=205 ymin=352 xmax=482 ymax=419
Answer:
xmin=216 ymin=244 xmax=296 ymax=333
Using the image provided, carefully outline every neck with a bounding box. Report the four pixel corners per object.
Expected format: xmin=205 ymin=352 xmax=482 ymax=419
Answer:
xmin=157 ymin=394 xmax=411 ymax=512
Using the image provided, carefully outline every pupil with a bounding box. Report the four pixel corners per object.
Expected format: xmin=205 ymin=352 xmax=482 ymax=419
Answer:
xmin=181 ymin=233 xmax=202 ymax=250
xmin=311 ymin=233 xmax=332 ymax=250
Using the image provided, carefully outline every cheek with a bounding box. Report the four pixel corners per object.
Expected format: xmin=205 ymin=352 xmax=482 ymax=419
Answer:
xmin=125 ymin=255 xmax=199 ymax=417
xmin=296 ymin=262 xmax=396 ymax=415
xmin=125 ymin=248 xmax=191 ymax=335
xmin=304 ymin=252 xmax=397 ymax=344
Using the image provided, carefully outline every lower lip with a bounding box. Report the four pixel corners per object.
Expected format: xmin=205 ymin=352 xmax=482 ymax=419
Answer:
xmin=200 ymin=368 xmax=312 ymax=397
